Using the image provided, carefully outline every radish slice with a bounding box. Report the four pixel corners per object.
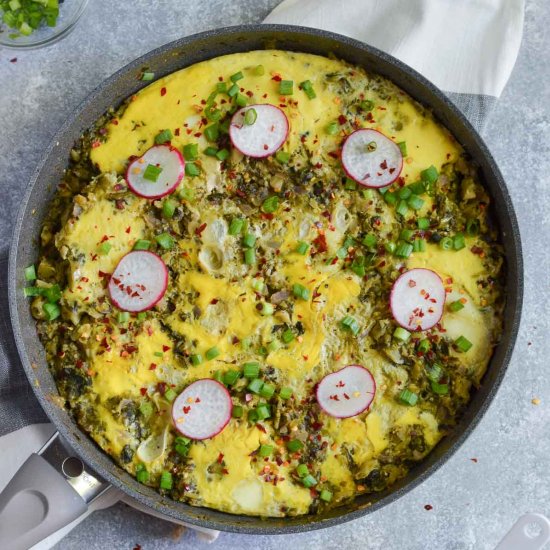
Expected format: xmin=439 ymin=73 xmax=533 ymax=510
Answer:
xmin=229 ymin=104 xmax=289 ymax=158
xmin=341 ymin=128 xmax=403 ymax=188
xmin=108 ymin=251 xmax=168 ymax=312
xmin=316 ymin=365 xmax=376 ymax=418
xmin=125 ymin=144 xmax=184 ymax=199
xmin=390 ymin=268 xmax=446 ymax=331
xmin=172 ymin=379 xmax=232 ymax=440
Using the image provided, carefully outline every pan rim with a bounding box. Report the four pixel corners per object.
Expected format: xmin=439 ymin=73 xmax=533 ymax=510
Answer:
xmin=8 ymin=23 xmax=523 ymax=534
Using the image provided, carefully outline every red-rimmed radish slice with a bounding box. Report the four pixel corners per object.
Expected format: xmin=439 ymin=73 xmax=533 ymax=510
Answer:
xmin=229 ymin=104 xmax=289 ymax=158
xmin=172 ymin=379 xmax=232 ymax=440
xmin=390 ymin=268 xmax=446 ymax=331
xmin=341 ymin=128 xmax=403 ymax=188
xmin=108 ymin=251 xmax=168 ymax=312
xmin=316 ymin=365 xmax=376 ymax=418
xmin=125 ymin=144 xmax=184 ymax=199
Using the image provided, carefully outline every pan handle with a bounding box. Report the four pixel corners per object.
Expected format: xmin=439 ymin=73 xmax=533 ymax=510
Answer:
xmin=0 ymin=452 xmax=87 ymax=550
xmin=0 ymin=431 xmax=111 ymax=549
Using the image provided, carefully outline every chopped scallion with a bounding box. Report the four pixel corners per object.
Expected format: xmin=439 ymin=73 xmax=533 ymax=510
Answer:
xmin=243 ymin=362 xmax=260 ymax=379
xmin=299 ymin=80 xmax=316 ymax=99
xmin=190 ymin=354 xmax=203 ymax=366
xmin=154 ymin=129 xmax=173 ymax=145
xmin=133 ymin=239 xmax=151 ymax=251
xmin=262 ymin=195 xmax=279 ymax=214
xmin=143 ymin=164 xmax=163 ymax=182
xmin=275 ymin=150 xmax=291 ymax=164
xmin=295 ymin=241 xmax=310 ymax=255
xmin=279 ymin=80 xmax=293 ymax=95
xmin=205 ymin=346 xmax=220 ymax=361
xmin=182 ymin=143 xmax=199 ymax=161
xmin=292 ymin=283 xmax=310 ymax=301
xmin=185 ymin=162 xmax=200 ymax=177
xmin=448 ymin=300 xmax=465 ymax=312
xmin=286 ymin=439 xmax=304 ymax=452
xmin=279 ymin=386 xmax=293 ymax=400
xmin=455 ymin=335 xmax=473 ymax=352
xmin=393 ymin=326 xmax=411 ymax=342
xmin=24 ymin=265 xmax=36 ymax=281
xmin=159 ymin=471 xmax=173 ymax=490
xmin=398 ymin=389 xmax=418 ymax=406
xmin=155 ymin=232 xmax=174 ymax=249
xmin=229 ymin=217 xmax=245 ymax=236
xmin=244 ymin=107 xmax=257 ymax=125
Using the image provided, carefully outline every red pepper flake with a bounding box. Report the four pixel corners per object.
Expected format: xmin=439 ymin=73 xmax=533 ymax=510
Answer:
xmin=470 ymin=458 xmax=478 ymax=463
xmin=125 ymin=226 xmax=131 ymax=234
xmin=312 ymin=233 xmax=328 ymax=253
xmin=271 ymin=74 xmax=282 ymax=81
xmin=162 ymin=345 xmax=170 ymax=352
xmin=160 ymin=87 xmax=167 ymax=96
xmin=194 ymin=132 xmax=202 ymax=138
xmin=174 ymin=128 xmax=180 ymax=136
xmin=327 ymin=151 xmax=339 ymax=159
xmin=133 ymin=545 xmax=142 ymax=550
xmin=338 ymin=114 xmax=347 ymax=125
xmin=195 ymin=222 xmax=207 ymax=236
xmin=222 ymin=468 xmax=229 ymax=475
xmin=140 ymin=387 xmax=147 ymax=396
xmin=91 ymin=141 xmax=101 ymax=149
xmin=157 ymin=382 xmax=167 ymax=395
xmin=75 ymin=359 xmax=83 ymax=369
xmin=9 ymin=58 xmax=17 ymax=63
xmin=217 ymin=452 xmax=224 ymax=464
xmin=261 ymin=212 xmax=274 ymax=220
xmin=183 ymin=406 xmax=191 ymax=414
xmin=424 ymin=504 xmax=433 ymax=511
xmin=149 ymin=363 xmax=157 ymax=370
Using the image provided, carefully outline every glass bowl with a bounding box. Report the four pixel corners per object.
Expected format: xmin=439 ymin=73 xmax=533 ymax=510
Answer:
xmin=0 ymin=0 xmax=89 ymax=50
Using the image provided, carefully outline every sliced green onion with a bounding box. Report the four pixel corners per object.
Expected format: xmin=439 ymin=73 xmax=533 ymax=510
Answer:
xmin=216 ymin=148 xmax=230 ymax=161
xmin=254 ymin=65 xmax=265 ymax=76
xmin=413 ymin=238 xmax=427 ymax=252
xmin=136 ymin=467 xmax=150 ymax=483
xmin=137 ymin=312 xmax=147 ymax=321
xmin=286 ymin=439 xmax=304 ymax=452
xmin=230 ymin=71 xmax=244 ymax=82
xmin=185 ymin=163 xmax=200 ymax=177
xmin=216 ymin=82 xmax=227 ymax=93
xmin=162 ymin=198 xmax=178 ymax=219
xmin=159 ymin=471 xmax=173 ymax=490
xmin=393 ymin=326 xmax=411 ymax=342
xmin=326 ymin=121 xmax=339 ymax=135
xmin=466 ymin=219 xmax=479 ymax=236
xmin=139 ymin=401 xmax=153 ymax=418
xmin=242 ymin=233 xmax=256 ymax=248
xmin=279 ymin=386 xmax=293 ymax=400
xmin=178 ymin=186 xmax=194 ymax=201
xmin=204 ymin=123 xmax=219 ymax=143
xmin=385 ymin=242 xmax=396 ymax=254
xmin=141 ymin=72 xmax=155 ymax=81
xmin=394 ymin=241 xmax=413 ymax=258
xmin=242 ymin=108 xmax=256 ymax=126
xmin=229 ymin=217 xmax=245 ymax=236
xmin=205 ymin=107 xmax=222 ymax=122
xmin=299 ymin=80 xmax=316 ymax=99
xmin=275 ymin=150 xmax=291 ymax=164
xmin=344 ymin=178 xmax=357 ymax=190
xmin=190 ymin=354 xmax=203 ymax=366
xmin=417 ymin=217 xmax=430 ymax=230
xmin=421 ymin=165 xmax=439 ymax=184
xmin=154 ymin=129 xmax=173 ymax=145
xmin=320 ymin=489 xmax=333 ymax=502
xmin=408 ymin=194 xmax=425 ymax=211
xmin=396 ymin=200 xmax=409 ymax=217
xmin=117 ymin=311 xmax=130 ymax=324
xmin=336 ymin=247 xmax=348 ymax=260
xmin=260 ymin=302 xmax=274 ymax=316
xmin=431 ymin=380 xmax=449 ymax=395
xmin=223 ymin=369 xmax=241 ymax=386
xmin=453 ymin=232 xmax=466 ymax=250
xmin=279 ymin=80 xmax=293 ymax=95
xmin=455 ymin=335 xmax=473 ymax=352
xmin=266 ymin=340 xmax=281 ymax=353
xmin=260 ymin=383 xmax=275 ymax=399
xmin=204 ymin=146 xmax=219 ymax=157
xmin=164 ymin=388 xmax=177 ymax=402
xmin=351 ymin=256 xmax=367 ymax=277
xmin=182 ymin=143 xmax=199 ymax=161
xmin=341 ymin=315 xmax=360 ymax=335
xmin=262 ymin=195 xmax=279 ymax=214
xmin=362 ymin=234 xmax=377 ymax=249
xmin=205 ymin=346 xmax=220 ymax=361
xmin=243 ymin=362 xmax=260 ymax=379
xmin=235 ymin=93 xmax=248 ymax=107
xmin=281 ymin=329 xmax=295 ymax=344
xmin=155 ymin=232 xmax=174 ymax=249
xmin=292 ymin=283 xmax=310 ymax=301
xmin=43 ymin=302 xmax=60 ymax=321
xmin=400 ymin=229 xmax=415 ymax=242
xmin=232 ymin=405 xmax=243 ymax=418
xmin=228 ymin=83 xmax=239 ymax=97
xmin=296 ymin=463 xmax=309 ymax=478
xmin=397 ymin=141 xmax=407 ymax=156
xmin=213 ymin=370 xmax=224 ymax=383
xmin=397 ymin=186 xmax=412 ymax=200
xmin=384 ymin=192 xmax=397 ymax=206
xmin=24 ymin=265 xmax=36 ymax=281
xmin=417 ymin=339 xmax=430 ymax=354
xmin=426 ymin=363 xmax=444 ymax=383
xmin=143 ymin=164 xmax=163 ymax=182
xmin=43 ymin=284 xmax=61 ymax=303
xmin=133 ymin=239 xmax=151 ymax=251
xmin=256 ymin=404 xmax=271 ymax=420
xmin=248 ymin=409 xmax=259 ymax=423
xmin=174 ymin=438 xmax=190 ymax=456
xmin=24 ymin=286 xmax=43 ymax=297
xmin=295 ymin=241 xmax=310 ymax=255
xmin=251 ymin=278 xmax=265 ymax=292
xmin=398 ymin=389 xmax=418 ymax=406
xmin=448 ymin=300 xmax=465 ymax=312
xmin=439 ymin=237 xmax=453 ymax=251
xmin=302 ymin=474 xmax=317 ymax=488
xmin=259 ymin=444 xmax=274 ymax=457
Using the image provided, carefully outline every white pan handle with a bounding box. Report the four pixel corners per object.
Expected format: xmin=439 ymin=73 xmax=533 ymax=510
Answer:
xmin=495 ymin=513 xmax=550 ymax=550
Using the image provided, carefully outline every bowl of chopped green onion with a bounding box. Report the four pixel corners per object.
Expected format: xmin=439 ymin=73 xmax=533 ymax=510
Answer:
xmin=0 ymin=0 xmax=88 ymax=49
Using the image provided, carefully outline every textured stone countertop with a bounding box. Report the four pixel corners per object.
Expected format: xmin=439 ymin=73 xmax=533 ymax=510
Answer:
xmin=0 ymin=1 xmax=548 ymax=549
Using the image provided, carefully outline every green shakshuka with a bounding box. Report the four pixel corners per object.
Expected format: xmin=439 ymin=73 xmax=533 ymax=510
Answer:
xmin=27 ymin=51 xmax=504 ymax=517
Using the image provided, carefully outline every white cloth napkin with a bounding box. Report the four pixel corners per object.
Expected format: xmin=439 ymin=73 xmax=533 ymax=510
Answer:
xmin=1 ymin=1 xmax=525 ymax=547
xmin=265 ymin=0 xmax=525 ymax=130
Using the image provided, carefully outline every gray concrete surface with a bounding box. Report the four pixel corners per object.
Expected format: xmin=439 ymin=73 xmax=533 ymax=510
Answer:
xmin=1 ymin=1 xmax=548 ymax=549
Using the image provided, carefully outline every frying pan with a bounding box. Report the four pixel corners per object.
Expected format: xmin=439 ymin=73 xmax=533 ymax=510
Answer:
xmin=1 ymin=24 xmax=522 ymax=548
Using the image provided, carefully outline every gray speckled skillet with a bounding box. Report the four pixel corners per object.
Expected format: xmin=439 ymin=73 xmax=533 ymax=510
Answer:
xmin=6 ymin=24 xmax=522 ymax=538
